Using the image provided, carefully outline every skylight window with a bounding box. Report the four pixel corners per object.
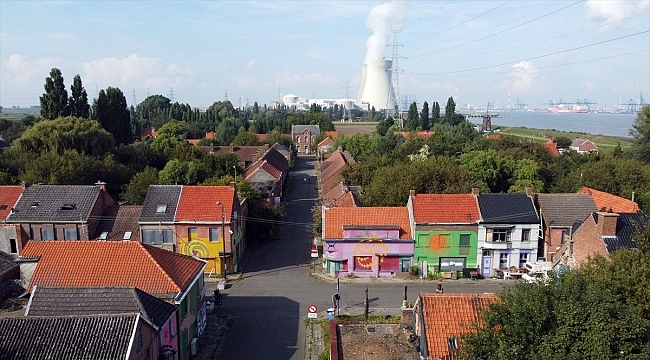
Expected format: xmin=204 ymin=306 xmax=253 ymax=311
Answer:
xmin=448 ymin=338 xmax=458 ymax=350
xmin=61 ymin=203 xmax=76 ymax=210
xmin=0 ymin=205 xmax=7 ymax=210
xmin=156 ymin=204 xmax=167 ymax=213
xmin=123 ymin=231 xmax=132 ymax=240
xmin=99 ymin=231 xmax=108 ymax=240
xmin=31 ymin=201 xmax=39 ymax=207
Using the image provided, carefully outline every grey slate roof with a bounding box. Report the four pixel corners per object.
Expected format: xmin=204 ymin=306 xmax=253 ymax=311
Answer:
xmin=478 ymin=193 xmax=539 ymax=224
xmin=0 ymin=314 xmax=137 ymax=360
xmin=26 ymin=286 xmax=176 ymax=329
xmin=537 ymin=194 xmax=598 ymax=227
xmin=603 ymin=212 xmax=648 ymax=253
xmin=139 ymin=185 xmax=182 ymax=223
xmin=92 ymin=205 xmax=143 ymax=241
xmin=0 ymin=250 xmax=18 ymax=276
xmin=6 ymin=184 xmax=101 ymax=222
xmin=291 ymin=124 xmax=320 ymax=135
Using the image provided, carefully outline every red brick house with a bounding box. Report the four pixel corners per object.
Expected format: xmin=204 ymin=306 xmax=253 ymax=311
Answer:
xmin=291 ymin=125 xmax=320 ymax=154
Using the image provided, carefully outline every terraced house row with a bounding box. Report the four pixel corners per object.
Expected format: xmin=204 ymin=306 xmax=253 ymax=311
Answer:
xmin=320 ymin=186 xmax=645 ymax=279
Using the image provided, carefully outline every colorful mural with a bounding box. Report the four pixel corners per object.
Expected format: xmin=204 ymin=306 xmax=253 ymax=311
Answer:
xmin=324 ymin=238 xmax=413 ymax=277
xmin=414 ymin=229 xmax=478 ymax=276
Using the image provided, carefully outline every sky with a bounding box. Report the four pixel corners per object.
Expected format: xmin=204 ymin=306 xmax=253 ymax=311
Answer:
xmin=1 ymin=0 xmax=649 ymax=111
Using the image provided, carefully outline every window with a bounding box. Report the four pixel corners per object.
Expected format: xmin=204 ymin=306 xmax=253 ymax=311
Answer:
xmin=499 ymin=253 xmax=509 ymax=269
xmin=188 ymin=227 xmax=198 ymax=240
xmin=521 ymin=229 xmax=530 ymax=242
xmin=135 ymin=327 xmax=143 ymax=352
xmin=61 ymin=203 xmax=75 ymax=210
xmin=9 ymin=239 xmax=18 ymax=254
xmin=64 ymin=228 xmax=78 ymax=240
xmin=487 ymin=228 xmax=510 ymax=242
xmin=0 ymin=205 xmax=7 ymax=210
xmin=40 ymin=227 xmax=55 ymax=240
xmin=439 ymin=257 xmax=466 ymax=271
xmin=448 ymin=338 xmax=458 ymax=350
xmin=123 ymin=231 xmax=132 ymax=240
xmin=156 ymin=204 xmax=167 ymax=213
xmin=519 ymin=252 xmax=529 ymax=268
xmin=297 ymin=137 xmax=301 ymax=143
xmin=459 ymin=234 xmax=471 ymax=253
xmin=304 ymin=136 xmax=308 ymax=142
xmin=142 ymin=229 xmax=173 ymax=245
xmin=209 ymin=228 xmax=219 ymax=242
xmin=304 ymin=146 xmax=308 ymax=153
xmin=99 ymin=231 xmax=108 ymax=240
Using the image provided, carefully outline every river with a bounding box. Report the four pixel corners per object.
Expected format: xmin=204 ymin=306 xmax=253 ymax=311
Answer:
xmin=486 ymin=112 xmax=637 ymax=138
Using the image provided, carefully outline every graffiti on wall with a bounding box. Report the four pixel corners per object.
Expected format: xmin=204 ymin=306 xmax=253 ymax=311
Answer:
xmin=352 ymin=233 xmax=389 ymax=269
xmin=422 ymin=231 xmax=453 ymax=257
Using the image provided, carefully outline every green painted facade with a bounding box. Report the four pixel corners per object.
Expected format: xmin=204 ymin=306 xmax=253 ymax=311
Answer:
xmin=414 ymin=228 xmax=479 ymax=276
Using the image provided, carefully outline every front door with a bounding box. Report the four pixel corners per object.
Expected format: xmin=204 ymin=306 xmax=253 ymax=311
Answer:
xmin=483 ymin=256 xmax=492 ymax=278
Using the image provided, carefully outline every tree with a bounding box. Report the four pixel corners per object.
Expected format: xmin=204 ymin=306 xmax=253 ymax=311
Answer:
xmin=554 ymin=136 xmax=572 ymax=149
xmin=431 ymin=102 xmax=441 ymax=126
xmin=421 ymin=101 xmax=430 ymax=131
xmin=120 ymin=166 xmax=159 ymax=205
xmin=39 ymin=68 xmax=69 ymax=120
xmin=136 ymin=95 xmax=172 ymax=128
xmin=68 ymin=75 xmax=90 ymax=118
xmin=630 ymin=105 xmax=650 ymax=162
xmin=232 ymin=131 xmax=260 ymax=146
xmin=459 ymin=150 xmax=515 ymax=193
xmin=14 ymin=116 xmax=113 ymax=157
xmin=93 ymin=87 xmax=133 ymax=145
xmin=405 ymin=102 xmax=419 ymax=130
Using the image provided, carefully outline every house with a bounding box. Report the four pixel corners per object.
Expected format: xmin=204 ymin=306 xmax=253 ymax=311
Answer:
xmin=317 ymin=137 xmax=335 ymax=156
xmin=394 ymin=130 xmax=435 ymax=139
xmin=322 ymin=207 xmax=413 ymax=277
xmin=536 ymin=193 xmax=598 ymax=262
xmin=476 ymin=191 xmax=541 ymax=278
xmin=25 ymin=286 xmax=177 ymax=360
xmin=322 ymin=182 xmax=358 ymax=209
xmin=320 ymin=147 xmax=356 ymax=194
xmin=570 ymin=138 xmax=598 ymax=153
xmin=0 ymin=314 xmax=148 ymax=359
xmin=554 ymin=211 xmax=647 ymax=269
xmin=0 ymin=185 xmax=27 ymax=255
xmin=543 ymin=138 xmax=560 ymax=155
xmin=243 ymin=147 xmax=289 ymax=205
xmin=407 ymin=190 xmax=481 ymax=278
xmin=139 ymin=184 xmax=247 ymax=275
xmin=175 ymin=185 xmax=246 ymax=275
xmin=412 ymin=293 xmax=497 ymax=360
xmin=270 ymin=142 xmax=292 ymax=162
xmin=20 ymin=241 xmax=207 ymax=360
xmin=578 ymin=186 xmax=640 ymax=213
xmin=0 ymin=251 xmax=19 ymax=303
xmin=202 ymin=144 xmax=270 ymax=169
xmin=141 ymin=126 xmax=158 ymax=140
xmin=291 ymin=124 xmax=320 ymax=154
xmin=91 ymin=205 xmax=143 ymax=241
xmin=6 ymin=182 xmax=117 ymax=242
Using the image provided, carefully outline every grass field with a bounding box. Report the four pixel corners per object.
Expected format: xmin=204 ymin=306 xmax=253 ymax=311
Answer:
xmin=0 ymin=108 xmax=40 ymax=121
xmin=332 ymin=121 xmax=632 ymax=151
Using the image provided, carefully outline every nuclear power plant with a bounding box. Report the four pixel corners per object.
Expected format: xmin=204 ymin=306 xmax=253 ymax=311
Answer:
xmin=356 ymin=59 xmax=396 ymax=111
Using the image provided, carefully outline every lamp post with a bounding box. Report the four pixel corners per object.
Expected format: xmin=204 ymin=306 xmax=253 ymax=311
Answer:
xmin=233 ymin=165 xmax=237 ymax=183
xmin=216 ymin=201 xmax=226 ymax=277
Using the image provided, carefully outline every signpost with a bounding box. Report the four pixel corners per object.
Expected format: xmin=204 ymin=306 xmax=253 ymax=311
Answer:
xmin=307 ymin=304 xmax=318 ymax=319
xmin=311 ymin=246 xmax=318 ymax=258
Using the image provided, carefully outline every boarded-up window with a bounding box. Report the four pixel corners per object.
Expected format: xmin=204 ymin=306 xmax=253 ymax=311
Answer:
xmin=354 ymin=256 xmax=372 ymax=271
xmin=379 ymin=256 xmax=400 ymax=271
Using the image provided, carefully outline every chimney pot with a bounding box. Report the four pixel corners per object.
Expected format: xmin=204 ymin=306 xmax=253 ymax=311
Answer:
xmin=525 ymin=187 xmax=533 ymax=197
xmin=95 ymin=181 xmax=107 ymax=192
xmin=409 ymin=190 xmax=415 ymax=197
xmin=230 ymin=181 xmax=236 ymax=190
xmin=471 ymin=188 xmax=480 ymax=196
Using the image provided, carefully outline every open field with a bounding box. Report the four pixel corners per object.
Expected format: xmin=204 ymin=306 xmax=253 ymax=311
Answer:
xmin=0 ymin=108 xmax=40 ymax=121
xmin=332 ymin=121 xmax=632 ymax=151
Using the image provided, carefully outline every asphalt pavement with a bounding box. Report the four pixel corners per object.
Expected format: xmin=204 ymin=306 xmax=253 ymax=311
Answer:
xmin=213 ymin=156 xmax=508 ymax=360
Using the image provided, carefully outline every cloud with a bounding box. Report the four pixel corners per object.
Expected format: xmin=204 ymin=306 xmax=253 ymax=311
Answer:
xmin=3 ymin=54 xmax=61 ymax=85
xmin=246 ymin=59 xmax=256 ymax=69
xmin=581 ymin=81 xmax=597 ymax=92
xmin=276 ymin=70 xmax=301 ymax=88
xmin=81 ymin=54 xmax=193 ymax=91
xmin=546 ymin=53 xmax=565 ymax=65
xmin=586 ymin=0 xmax=650 ymax=26
xmin=304 ymin=73 xmax=338 ymax=86
xmin=497 ymin=61 xmax=548 ymax=95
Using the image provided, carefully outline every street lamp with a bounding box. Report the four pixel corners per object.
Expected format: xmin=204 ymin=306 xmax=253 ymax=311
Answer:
xmin=233 ymin=165 xmax=237 ymax=183
xmin=216 ymin=201 xmax=226 ymax=277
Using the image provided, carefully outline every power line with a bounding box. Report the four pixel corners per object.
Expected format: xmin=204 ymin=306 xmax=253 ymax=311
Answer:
xmin=405 ymin=31 xmax=649 ymax=76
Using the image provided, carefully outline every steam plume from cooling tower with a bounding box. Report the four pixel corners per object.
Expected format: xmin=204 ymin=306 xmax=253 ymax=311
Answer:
xmin=364 ymin=0 xmax=405 ymax=63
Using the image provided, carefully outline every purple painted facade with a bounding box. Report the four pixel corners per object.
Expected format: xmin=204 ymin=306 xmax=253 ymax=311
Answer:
xmin=324 ymin=228 xmax=414 ymax=277
xmin=159 ymin=314 xmax=179 ymax=360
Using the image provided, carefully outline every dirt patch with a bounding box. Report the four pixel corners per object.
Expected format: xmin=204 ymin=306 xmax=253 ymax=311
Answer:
xmin=338 ymin=323 xmax=419 ymax=360
xmin=193 ymin=309 xmax=233 ymax=360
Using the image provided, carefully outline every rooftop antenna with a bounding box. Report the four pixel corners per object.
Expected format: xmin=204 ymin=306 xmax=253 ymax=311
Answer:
xmin=389 ymin=29 xmax=403 ymax=128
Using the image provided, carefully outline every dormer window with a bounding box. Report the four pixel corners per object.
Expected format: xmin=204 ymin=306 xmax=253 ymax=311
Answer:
xmin=61 ymin=203 xmax=76 ymax=210
xmin=156 ymin=204 xmax=167 ymax=213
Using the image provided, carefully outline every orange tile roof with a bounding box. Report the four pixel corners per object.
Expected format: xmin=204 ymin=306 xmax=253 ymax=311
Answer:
xmin=412 ymin=194 xmax=480 ymax=224
xmin=21 ymin=241 xmax=206 ymax=296
xmin=325 ymin=131 xmax=339 ymax=139
xmin=543 ymin=139 xmax=559 ymax=155
xmin=420 ymin=293 xmax=497 ymax=359
xmin=578 ymin=187 xmax=640 ymax=213
xmin=176 ymin=186 xmax=235 ymax=222
xmin=317 ymin=137 xmax=334 ymax=147
xmin=0 ymin=186 xmax=23 ymax=219
xmin=324 ymin=207 xmax=411 ymax=239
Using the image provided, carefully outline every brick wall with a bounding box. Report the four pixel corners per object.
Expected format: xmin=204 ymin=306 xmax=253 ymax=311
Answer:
xmin=555 ymin=214 xmax=609 ymax=268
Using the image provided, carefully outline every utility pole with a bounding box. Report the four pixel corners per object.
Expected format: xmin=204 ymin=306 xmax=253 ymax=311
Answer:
xmin=390 ymin=29 xmax=403 ymax=128
xmin=364 ymin=287 xmax=369 ymax=321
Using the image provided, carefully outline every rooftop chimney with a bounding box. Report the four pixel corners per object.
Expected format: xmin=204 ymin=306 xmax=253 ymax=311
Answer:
xmin=409 ymin=190 xmax=415 ymax=198
xmin=471 ymin=188 xmax=480 ymax=196
xmin=230 ymin=181 xmax=236 ymax=190
xmin=525 ymin=187 xmax=533 ymax=197
xmin=95 ymin=180 xmax=107 ymax=192
xmin=596 ymin=211 xmax=619 ymax=237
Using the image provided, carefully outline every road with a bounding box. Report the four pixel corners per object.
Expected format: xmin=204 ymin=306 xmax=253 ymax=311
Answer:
xmin=214 ymin=156 xmax=507 ymax=360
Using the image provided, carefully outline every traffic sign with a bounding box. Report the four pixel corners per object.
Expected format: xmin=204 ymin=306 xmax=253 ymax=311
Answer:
xmin=308 ymin=304 xmax=318 ymax=318
xmin=311 ymin=246 xmax=318 ymax=258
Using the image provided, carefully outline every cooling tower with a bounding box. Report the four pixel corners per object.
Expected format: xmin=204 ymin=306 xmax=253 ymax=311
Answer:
xmin=357 ymin=60 xmax=395 ymax=111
